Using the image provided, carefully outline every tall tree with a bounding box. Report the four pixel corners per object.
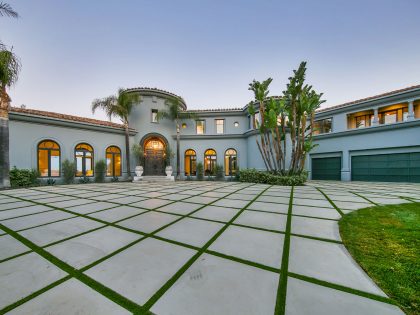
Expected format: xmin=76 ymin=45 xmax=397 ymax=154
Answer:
xmin=0 ymin=2 xmax=19 ymax=188
xmin=248 ymin=62 xmax=324 ymax=175
xmin=157 ymin=96 xmax=197 ymax=180
xmin=92 ymin=89 xmax=140 ymax=180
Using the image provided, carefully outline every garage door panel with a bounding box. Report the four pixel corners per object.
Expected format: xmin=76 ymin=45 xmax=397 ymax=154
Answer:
xmin=352 ymin=153 xmax=420 ymax=183
xmin=312 ymin=157 xmax=341 ymax=180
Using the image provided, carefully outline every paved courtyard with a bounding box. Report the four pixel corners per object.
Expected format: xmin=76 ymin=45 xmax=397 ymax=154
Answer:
xmin=0 ymin=180 xmax=418 ymax=314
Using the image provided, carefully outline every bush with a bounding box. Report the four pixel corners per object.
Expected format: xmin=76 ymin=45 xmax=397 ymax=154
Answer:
xmin=111 ymin=176 xmax=119 ymax=182
xmin=95 ymin=160 xmax=106 ymax=183
xmin=214 ymin=164 xmax=224 ymax=181
xmin=196 ymin=162 xmax=204 ymax=181
xmin=239 ymin=169 xmax=307 ymax=186
xmin=62 ymin=160 xmax=76 ymax=184
xmin=9 ymin=167 xmax=39 ymax=188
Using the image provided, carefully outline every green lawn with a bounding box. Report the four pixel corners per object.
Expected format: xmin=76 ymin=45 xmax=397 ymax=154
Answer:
xmin=339 ymin=202 xmax=420 ymax=315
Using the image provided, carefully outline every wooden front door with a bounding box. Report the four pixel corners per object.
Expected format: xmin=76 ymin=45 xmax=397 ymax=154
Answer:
xmin=144 ymin=138 xmax=165 ymax=176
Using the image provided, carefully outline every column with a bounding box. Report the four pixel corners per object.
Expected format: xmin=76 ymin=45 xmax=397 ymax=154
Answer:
xmin=371 ymin=107 xmax=379 ymax=126
xmin=407 ymin=100 xmax=415 ymax=121
xmin=341 ymin=150 xmax=351 ymax=181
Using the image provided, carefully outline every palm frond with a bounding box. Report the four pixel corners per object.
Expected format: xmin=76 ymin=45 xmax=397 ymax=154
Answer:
xmin=0 ymin=2 xmax=19 ymax=18
xmin=91 ymin=89 xmax=140 ymax=124
xmin=0 ymin=48 xmax=21 ymax=88
xmin=91 ymin=95 xmax=118 ymax=120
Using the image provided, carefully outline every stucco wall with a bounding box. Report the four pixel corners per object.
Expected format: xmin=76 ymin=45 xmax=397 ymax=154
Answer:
xmin=309 ymin=122 xmax=420 ymax=180
xmin=9 ymin=120 xmax=127 ymax=181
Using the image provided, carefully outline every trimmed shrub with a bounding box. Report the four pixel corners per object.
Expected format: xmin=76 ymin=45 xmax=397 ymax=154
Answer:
xmin=196 ymin=162 xmax=204 ymax=181
xmin=62 ymin=160 xmax=76 ymax=184
xmin=239 ymin=169 xmax=307 ymax=186
xmin=9 ymin=167 xmax=39 ymax=188
xmin=214 ymin=164 xmax=224 ymax=181
xmin=95 ymin=160 xmax=106 ymax=183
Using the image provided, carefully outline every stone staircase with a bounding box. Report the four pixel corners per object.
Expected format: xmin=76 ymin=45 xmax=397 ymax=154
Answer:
xmin=134 ymin=176 xmax=174 ymax=183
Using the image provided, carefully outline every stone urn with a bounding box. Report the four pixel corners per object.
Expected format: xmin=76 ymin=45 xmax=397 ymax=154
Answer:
xmin=165 ymin=166 xmax=173 ymax=177
xmin=135 ymin=166 xmax=143 ymax=177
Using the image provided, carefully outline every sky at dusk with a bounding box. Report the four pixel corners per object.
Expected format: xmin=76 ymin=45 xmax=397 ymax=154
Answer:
xmin=1 ymin=0 xmax=420 ymax=121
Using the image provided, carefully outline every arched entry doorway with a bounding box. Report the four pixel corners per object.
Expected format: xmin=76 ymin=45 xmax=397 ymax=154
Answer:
xmin=143 ymin=136 xmax=166 ymax=175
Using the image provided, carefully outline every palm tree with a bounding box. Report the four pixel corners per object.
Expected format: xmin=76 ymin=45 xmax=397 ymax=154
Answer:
xmin=0 ymin=2 xmax=18 ymax=18
xmin=157 ymin=97 xmax=197 ymax=180
xmin=0 ymin=3 xmax=20 ymax=188
xmin=92 ymin=89 xmax=140 ymax=180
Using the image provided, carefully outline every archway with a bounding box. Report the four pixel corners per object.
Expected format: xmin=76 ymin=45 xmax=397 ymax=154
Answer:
xmin=142 ymin=135 xmax=167 ymax=176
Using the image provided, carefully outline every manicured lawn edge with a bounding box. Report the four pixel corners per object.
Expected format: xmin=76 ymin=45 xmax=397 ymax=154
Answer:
xmin=339 ymin=202 xmax=419 ymax=315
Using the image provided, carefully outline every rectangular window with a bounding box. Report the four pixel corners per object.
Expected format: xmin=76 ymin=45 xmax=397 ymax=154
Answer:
xmin=379 ymin=110 xmax=397 ymax=124
xmin=151 ymin=109 xmax=158 ymax=123
xmin=196 ymin=120 xmax=205 ymax=134
xmin=215 ymin=119 xmax=224 ymax=134
xmin=355 ymin=114 xmax=373 ymax=128
xmin=313 ymin=118 xmax=332 ymax=135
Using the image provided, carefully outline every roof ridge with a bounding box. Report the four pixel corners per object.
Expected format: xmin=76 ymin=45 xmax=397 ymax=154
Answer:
xmin=316 ymin=84 xmax=420 ymax=113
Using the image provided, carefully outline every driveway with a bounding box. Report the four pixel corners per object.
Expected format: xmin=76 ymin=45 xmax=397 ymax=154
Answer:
xmin=0 ymin=180 xmax=418 ymax=314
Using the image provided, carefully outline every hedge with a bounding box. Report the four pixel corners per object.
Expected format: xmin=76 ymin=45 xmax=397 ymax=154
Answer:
xmin=10 ymin=167 xmax=40 ymax=188
xmin=239 ymin=168 xmax=307 ymax=186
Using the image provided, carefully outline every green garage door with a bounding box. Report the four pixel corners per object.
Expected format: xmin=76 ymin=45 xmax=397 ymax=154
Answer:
xmin=312 ymin=157 xmax=341 ymax=180
xmin=352 ymin=153 xmax=420 ymax=183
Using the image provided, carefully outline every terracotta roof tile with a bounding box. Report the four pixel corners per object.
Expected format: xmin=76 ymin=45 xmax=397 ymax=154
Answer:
xmin=316 ymin=84 xmax=420 ymax=113
xmin=10 ymin=107 xmax=127 ymax=129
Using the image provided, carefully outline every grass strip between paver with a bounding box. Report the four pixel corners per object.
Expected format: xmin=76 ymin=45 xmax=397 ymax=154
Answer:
xmin=140 ymin=184 xmax=273 ymax=311
xmin=0 ymin=223 xmax=152 ymax=314
xmin=288 ymin=272 xmax=397 ymax=305
xmin=0 ymin=182 xmax=253 ymax=313
xmin=350 ymin=191 xmax=379 ymax=206
xmin=316 ymin=187 xmax=344 ymax=216
xmin=274 ymin=185 xmax=294 ymax=315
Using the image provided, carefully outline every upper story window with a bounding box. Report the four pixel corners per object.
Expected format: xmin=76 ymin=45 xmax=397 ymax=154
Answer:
xmin=216 ymin=119 xmax=224 ymax=134
xmin=151 ymin=109 xmax=158 ymax=123
xmin=196 ymin=120 xmax=205 ymax=134
xmin=313 ymin=118 xmax=332 ymax=135
xmin=355 ymin=114 xmax=374 ymax=128
xmin=379 ymin=108 xmax=407 ymax=124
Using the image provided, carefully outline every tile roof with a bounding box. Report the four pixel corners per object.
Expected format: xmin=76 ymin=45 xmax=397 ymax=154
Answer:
xmin=10 ymin=107 xmax=127 ymax=129
xmin=123 ymin=87 xmax=187 ymax=108
xmin=317 ymin=84 xmax=420 ymax=113
xmin=186 ymin=108 xmax=243 ymax=112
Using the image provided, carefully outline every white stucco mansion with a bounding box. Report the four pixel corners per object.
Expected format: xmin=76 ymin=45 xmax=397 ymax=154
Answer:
xmin=8 ymin=85 xmax=420 ymax=183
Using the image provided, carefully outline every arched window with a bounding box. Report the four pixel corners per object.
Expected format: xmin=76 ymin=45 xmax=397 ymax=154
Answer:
xmin=225 ymin=149 xmax=238 ymax=176
xmin=75 ymin=143 xmax=94 ymax=177
xmin=38 ymin=140 xmax=60 ymax=177
xmin=204 ymin=149 xmax=217 ymax=176
xmin=106 ymin=146 xmax=121 ymax=177
xmin=184 ymin=149 xmax=197 ymax=176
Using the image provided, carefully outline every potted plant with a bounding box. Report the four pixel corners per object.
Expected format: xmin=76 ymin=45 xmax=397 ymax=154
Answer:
xmin=132 ymin=144 xmax=144 ymax=177
xmin=164 ymin=145 xmax=175 ymax=178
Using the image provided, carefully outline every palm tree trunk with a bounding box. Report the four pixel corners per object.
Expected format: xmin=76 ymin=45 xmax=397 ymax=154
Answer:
xmin=0 ymin=88 xmax=10 ymax=188
xmin=176 ymin=122 xmax=180 ymax=180
xmin=124 ymin=124 xmax=132 ymax=180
